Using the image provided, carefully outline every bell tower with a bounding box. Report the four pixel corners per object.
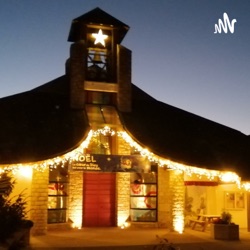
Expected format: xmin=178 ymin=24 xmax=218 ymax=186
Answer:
xmin=67 ymin=7 xmax=131 ymax=112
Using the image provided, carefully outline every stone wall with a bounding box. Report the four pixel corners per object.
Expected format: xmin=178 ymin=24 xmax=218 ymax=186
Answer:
xmin=30 ymin=167 xmax=49 ymax=235
xmin=158 ymin=167 xmax=171 ymax=228
xmin=158 ymin=168 xmax=185 ymax=231
xmin=69 ymin=41 xmax=86 ymax=109
xmin=68 ymin=171 xmax=83 ymax=228
xmin=116 ymin=172 xmax=130 ymax=226
xmin=29 ymin=167 xmax=185 ymax=234
xmin=117 ymin=136 xmax=131 ymax=155
xmin=169 ymin=170 xmax=185 ymax=232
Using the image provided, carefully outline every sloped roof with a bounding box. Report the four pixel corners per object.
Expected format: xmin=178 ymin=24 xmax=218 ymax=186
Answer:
xmin=0 ymin=75 xmax=88 ymax=164
xmin=120 ymin=85 xmax=250 ymax=179
xmin=0 ymin=76 xmax=250 ymax=179
xmin=68 ymin=7 xmax=129 ymax=43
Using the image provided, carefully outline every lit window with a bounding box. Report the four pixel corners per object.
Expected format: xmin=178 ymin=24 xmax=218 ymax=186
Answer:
xmin=48 ymin=166 xmax=69 ymax=224
xmin=130 ymin=171 xmax=158 ymax=222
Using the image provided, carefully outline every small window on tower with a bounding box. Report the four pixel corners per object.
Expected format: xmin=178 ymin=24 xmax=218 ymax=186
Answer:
xmin=86 ymin=91 xmax=116 ymax=105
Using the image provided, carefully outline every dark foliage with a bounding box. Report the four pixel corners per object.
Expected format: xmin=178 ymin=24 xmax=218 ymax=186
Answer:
xmin=0 ymin=173 xmax=31 ymax=242
xmin=213 ymin=211 xmax=232 ymax=225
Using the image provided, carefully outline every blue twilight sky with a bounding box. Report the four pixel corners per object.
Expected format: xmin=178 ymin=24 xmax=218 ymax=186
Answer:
xmin=0 ymin=0 xmax=250 ymax=135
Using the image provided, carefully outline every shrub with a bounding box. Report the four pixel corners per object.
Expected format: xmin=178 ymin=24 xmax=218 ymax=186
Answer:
xmin=213 ymin=211 xmax=232 ymax=225
xmin=0 ymin=173 xmax=30 ymax=242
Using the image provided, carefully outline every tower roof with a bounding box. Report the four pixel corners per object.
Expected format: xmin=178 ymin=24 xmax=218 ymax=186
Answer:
xmin=68 ymin=7 xmax=129 ymax=43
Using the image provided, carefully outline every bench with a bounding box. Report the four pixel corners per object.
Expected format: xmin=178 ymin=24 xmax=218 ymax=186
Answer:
xmin=189 ymin=218 xmax=207 ymax=232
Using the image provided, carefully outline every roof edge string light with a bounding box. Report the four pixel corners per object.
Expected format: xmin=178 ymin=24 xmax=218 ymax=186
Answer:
xmin=117 ymin=131 xmax=242 ymax=187
xmin=0 ymin=130 xmax=93 ymax=176
xmin=0 ymin=126 xmax=246 ymax=190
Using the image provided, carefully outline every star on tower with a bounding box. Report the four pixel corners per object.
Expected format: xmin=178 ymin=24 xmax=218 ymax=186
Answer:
xmin=92 ymin=29 xmax=108 ymax=47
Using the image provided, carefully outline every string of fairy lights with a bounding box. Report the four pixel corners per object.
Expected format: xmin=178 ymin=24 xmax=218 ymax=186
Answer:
xmin=0 ymin=126 xmax=248 ymax=190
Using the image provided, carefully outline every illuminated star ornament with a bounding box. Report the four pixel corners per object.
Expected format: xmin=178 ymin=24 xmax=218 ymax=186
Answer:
xmin=92 ymin=29 xmax=108 ymax=47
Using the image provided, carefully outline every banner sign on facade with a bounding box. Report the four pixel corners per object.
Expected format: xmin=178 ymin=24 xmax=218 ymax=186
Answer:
xmin=70 ymin=154 xmax=150 ymax=173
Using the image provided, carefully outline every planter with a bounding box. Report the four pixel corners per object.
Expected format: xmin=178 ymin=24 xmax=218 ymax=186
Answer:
xmin=0 ymin=220 xmax=34 ymax=249
xmin=210 ymin=223 xmax=239 ymax=240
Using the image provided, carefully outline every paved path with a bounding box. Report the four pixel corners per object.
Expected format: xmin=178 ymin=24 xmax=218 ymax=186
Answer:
xmin=29 ymin=227 xmax=250 ymax=250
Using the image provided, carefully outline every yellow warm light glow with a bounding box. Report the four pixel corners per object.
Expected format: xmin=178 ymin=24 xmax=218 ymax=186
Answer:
xmin=173 ymin=215 xmax=184 ymax=234
xmin=120 ymin=222 xmax=130 ymax=229
xmin=117 ymin=214 xmax=130 ymax=228
xmin=219 ymin=172 xmax=240 ymax=184
xmin=171 ymin=170 xmax=185 ymax=234
xmin=241 ymin=182 xmax=250 ymax=191
xmin=17 ymin=166 xmax=33 ymax=178
xmin=1 ymin=125 xmax=248 ymax=236
xmin=0 ymin=126 xmax=246 ymax=193
xmin=71 ymin=210 xmax=82 ymax=229
xmin=0 ymin=164 xmax=33 ymax=179
xmin=118 ymin=131 xmax=243 ymax=186
xmin=92 ymin=29 xmax=108 ymax=47
xmin=93 ymin=126 xmax=115 ymax=136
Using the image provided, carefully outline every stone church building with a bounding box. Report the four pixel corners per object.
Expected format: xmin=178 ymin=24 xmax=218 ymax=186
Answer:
xmin=0 ymin=8 xmax=250 ymax=235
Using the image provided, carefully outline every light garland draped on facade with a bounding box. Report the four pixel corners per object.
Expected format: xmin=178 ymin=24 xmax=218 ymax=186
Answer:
xmin=0 ymin=126 xmax=246 ymax=190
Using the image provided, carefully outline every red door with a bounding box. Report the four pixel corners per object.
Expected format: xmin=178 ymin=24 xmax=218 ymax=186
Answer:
xmin=83 ymin=172 xmax=116 ymax=227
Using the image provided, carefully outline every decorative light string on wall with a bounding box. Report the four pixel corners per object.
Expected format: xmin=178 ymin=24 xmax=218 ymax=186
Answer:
xmin=0 ymin=126 xmax=246 ymax=189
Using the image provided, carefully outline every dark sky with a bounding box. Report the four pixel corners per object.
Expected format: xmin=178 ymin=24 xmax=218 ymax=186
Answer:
xmin=0 ymin=0 xmax=250 ymax=134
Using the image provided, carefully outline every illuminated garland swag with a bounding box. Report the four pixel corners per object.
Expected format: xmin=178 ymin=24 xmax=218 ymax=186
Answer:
xmin=0 ymin=126 xmax=247 ymax=190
